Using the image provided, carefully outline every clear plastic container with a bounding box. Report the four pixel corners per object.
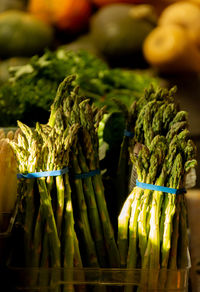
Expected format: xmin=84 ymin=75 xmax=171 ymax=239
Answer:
xmin=0 ymin=202 xmax=191 ymax=291
xmin=4 ymin=265 xmax=190 ymax=292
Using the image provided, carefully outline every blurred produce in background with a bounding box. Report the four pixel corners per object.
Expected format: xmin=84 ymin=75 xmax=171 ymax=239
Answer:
xmin=0 ymin=9 xmax=54 ymax=59
xmin=0 ymin=0 xmax=199 ymax=73
xmin=0 ymin=0 xmax=27 ymax=12
xmin=28 ymin=0 xmax=91 ymax=33
xmin=0 ymin=0 xmax=199 ymax=175
xmin=0 ymin=57 xmax=29 ymax=84
xmin=0 ymin=49 xmax=160 ymax=126
xmin=90 ymin=3 xmax=157 ymax=67
xmin=143 ymin=1 xmax=200 ymax=74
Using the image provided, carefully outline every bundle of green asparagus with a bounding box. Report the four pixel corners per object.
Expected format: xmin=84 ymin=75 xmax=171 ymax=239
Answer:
xmin=9 ymin=75 xmax=120 ymax=291
xmin=116 ymin=86 xmax=178 ymax=208
xmin=48 ymin=75 xmax=120 ymax=269
xmin=118 ymin=86 xmax=197 ymax=290
xmin=10 ymin=118 xmax=80 ymax=290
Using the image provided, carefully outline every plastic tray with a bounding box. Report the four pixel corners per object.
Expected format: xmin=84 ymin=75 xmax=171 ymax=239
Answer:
xmin=3 ymin=265 xmax=190 ymax=292
xmin=0 ymin=204 xmax=191 ymax=291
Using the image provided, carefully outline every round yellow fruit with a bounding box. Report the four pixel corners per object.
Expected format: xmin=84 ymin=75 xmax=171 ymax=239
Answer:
xmin=143 ymin=24 xmax=200 ymax=73
xmin=158 ymin=1 xmax=200 ymax=48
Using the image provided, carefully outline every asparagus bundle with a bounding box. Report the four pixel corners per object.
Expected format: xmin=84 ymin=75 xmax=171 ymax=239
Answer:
xmin=116 ymin=87 xmax=178 ymax=211
xmin=49 ymin=75 xmax=120 ymax=268
xmin=9 ymin=74 xmax=120 ymax=292
xmin=10 ymin=120 xmax=81 ymax=291
xmin=7 ymin=81 xmax=83 ymax=292
xmin=117 ymin=86 xmax=197 ymax=291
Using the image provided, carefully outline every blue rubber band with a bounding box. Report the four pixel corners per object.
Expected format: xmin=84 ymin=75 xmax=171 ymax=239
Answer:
xmin=17 ymin=167 xmax=69 ymax=179
xmin=136 ymin=180 xmax=186 ymax=195
xmin=74 ymin=169 xmax=100 ymax=179
xmin=124 ymin=129 xmax=134 ymax=138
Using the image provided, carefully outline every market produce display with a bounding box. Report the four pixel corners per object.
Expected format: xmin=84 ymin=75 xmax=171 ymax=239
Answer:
xmin=0 ymin=1 xmax=199 ymax=291
xmin=0 ymin=49 xmax=159 ymax=126
xmin=2 ymin=70 xmax=195 ymax=291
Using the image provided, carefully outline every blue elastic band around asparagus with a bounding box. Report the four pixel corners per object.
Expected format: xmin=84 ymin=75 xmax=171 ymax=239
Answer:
xmin=124 ymin=129 xmax=134 ymax=138
xmin=74 ymin=169 xmax=100 ymax=179
xmin=136 ymin=180 xmax=186 ymax=195
xmin=17 ymin=167 xmax=69 ymax=179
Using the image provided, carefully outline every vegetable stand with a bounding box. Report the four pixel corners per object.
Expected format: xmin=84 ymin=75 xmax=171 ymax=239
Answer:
xmin=0 ymin=71 xmax=196 ymax=291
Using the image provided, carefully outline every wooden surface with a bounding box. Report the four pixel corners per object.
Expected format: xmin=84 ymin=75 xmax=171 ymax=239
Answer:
xmin=186 ymin=189 xmax=200 ymax=292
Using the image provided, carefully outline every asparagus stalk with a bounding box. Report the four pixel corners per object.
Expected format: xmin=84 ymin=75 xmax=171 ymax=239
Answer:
xmin=164 ymin=194 xmax=181 ymax=289
xmin=66 ymin=92 xmax=120 ymax=268
xmin=122 ymin=146 xmax=150 ymax=292
xmin=49 ymin=75 xmax=76 ymax=127
xmin=116 ymin=101 xmax=136 ymax=212
xmin=162 ymin=103 xmax=177 ymax=132
xmin=165 ymin=137 xmax=197 ymax=288
xmin=62 ymin=174 xmax=75 ymax=292
xmin=35 ymin=127 xmax=61 ymax=269
xmin=127 ymin=187 xmax=143 ymax=270
xmin=126 ymin=145 xmax=150 ymax=270
xmin=118 ymin=191 xmax=134 ymax=267
xmin=143 ymin=100 xmax=163 ymax=147
xmin=169 ymin=111 xmax=188 ymax=128
xmin=71 ymin=149 xmax=99 ymax=267
xmin=166 ymin=121 xmax=188 ymax=143
xmin=144 ymin=170 xmax=167 ymax=289
xmin=151 ymin=103 xmax=168 ymax=136
xmin=50 ymin=110 xmax=82 ymax=290
xmin=37 ymin=129 xmax=62 ymax=291
xmin=77 ymin=143 xmax=107 ymax=267
xmin=138 ymin=136 xmax=167 ymax=265
xmin=82 ymin=137 xmax=120 ymax=267
xmin=159 ymin=154 xmax=183 ymax=288
xmin=13 ymin=125 xmax=39 ymax=267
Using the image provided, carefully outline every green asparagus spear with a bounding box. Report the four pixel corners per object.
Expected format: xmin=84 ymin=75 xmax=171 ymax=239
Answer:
xmin=77 ymin=143 xmax=107 ymax=267
xmin=71 ymin=149 xmax=99 ymax=267
xmin=118 ymin=191 xmax=134 ymax=267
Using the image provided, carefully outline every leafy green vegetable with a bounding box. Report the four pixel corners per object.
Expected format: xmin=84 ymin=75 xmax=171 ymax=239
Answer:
xmin=0 ymin=49 xmax=160 ymax=126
